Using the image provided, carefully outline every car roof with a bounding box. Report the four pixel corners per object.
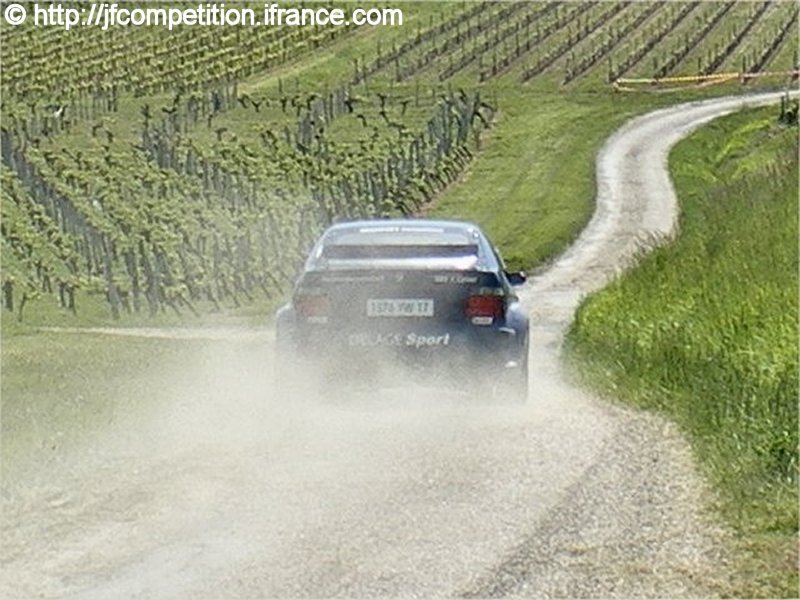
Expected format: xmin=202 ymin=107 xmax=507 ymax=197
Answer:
xmin=323 ymin=218 xmax=481 ymax=235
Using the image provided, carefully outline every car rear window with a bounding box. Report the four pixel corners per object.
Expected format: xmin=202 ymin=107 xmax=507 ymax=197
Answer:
xmin=322 ymin=228 xmax=479 ymax=259
xmin=322 ymin=244 xmax=479 ymax=259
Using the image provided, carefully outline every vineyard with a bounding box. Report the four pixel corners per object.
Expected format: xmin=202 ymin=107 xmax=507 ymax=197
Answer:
xmin=1 ymin=0 xmax=797 ymax=321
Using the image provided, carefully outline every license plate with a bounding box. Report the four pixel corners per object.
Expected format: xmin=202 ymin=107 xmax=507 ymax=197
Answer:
xmin=367 ymin=298 xmax=434 ymax=317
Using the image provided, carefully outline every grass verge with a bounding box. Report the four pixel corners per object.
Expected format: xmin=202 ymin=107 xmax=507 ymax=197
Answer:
xmin=426 ymin=89 xmax=673 ymax=272
xmin=0 ymin=332 xmax=205 ymax=482
xmin=564 ymin=107 xmax=799 ymax=598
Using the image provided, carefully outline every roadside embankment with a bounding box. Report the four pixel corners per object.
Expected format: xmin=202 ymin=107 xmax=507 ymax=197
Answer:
xmin=565 ymin=104 xmax=799 ymax=598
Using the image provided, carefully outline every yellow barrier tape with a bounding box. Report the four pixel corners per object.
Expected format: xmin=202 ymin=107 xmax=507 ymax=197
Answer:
xmin=743 ymin=69 xmax=800 ymax=80
xmin=697 ymin=74 xmax=741 ymax=88
xmin=614 ymin=69 xmax=799 ymax=88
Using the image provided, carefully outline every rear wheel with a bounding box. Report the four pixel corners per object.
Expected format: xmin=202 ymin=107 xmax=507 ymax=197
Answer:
xmin=274 ymin=325 xmax=308 ymax=399
xmin=506 ymin=359 xmax=529 ymax=404
xmin=500 ymin=339 xmax=529 ymax=404
xmin=273 ymin=350 xmax=298 ymax=399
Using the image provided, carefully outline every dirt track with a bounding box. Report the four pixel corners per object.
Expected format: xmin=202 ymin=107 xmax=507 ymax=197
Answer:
xmin=1 ymin=92 xmax=789 ymax=599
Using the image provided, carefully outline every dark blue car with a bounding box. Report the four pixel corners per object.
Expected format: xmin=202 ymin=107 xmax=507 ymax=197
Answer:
xmin=275 ymin=219 xmax=529 ymax=400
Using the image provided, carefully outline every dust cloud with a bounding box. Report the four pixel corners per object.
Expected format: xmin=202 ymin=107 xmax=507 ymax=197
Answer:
xmin=1 ymin=327 xmax=534 ymax=599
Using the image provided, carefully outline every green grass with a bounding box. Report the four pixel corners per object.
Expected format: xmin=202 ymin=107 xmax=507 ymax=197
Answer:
xmin=0 ymin=286 xmax=277 ymax=338
xmin=565 ymin=107 xmax=799 ymax=598
xmin=0 ymin=332 xmax=203 ymax=481
xmin=426 ymin=89 xmax=673 ymax=272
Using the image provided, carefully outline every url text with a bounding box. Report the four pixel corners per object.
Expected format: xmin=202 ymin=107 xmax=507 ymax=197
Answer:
xmin=3 ymin=3 xmax=405 ymax=31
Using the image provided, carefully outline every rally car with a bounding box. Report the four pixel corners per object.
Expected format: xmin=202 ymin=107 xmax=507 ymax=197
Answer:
xmin=274 ymin=219 xmax=529 ymax=400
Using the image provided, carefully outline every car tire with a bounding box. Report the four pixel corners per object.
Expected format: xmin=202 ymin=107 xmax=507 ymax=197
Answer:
xmin=273 ymin=326 xmax=306 ymax=399
xmin=507 ymin=360 xmax=529 ymax=404
xmin=502 ymin=341 xmax=529 ymax=404
xmin=273 ymin=351 xmax=296 ymax=399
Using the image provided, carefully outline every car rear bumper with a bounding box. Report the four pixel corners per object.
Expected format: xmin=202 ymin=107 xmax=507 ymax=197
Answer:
xmin=278 ymin=319 xmax=526 ymax=381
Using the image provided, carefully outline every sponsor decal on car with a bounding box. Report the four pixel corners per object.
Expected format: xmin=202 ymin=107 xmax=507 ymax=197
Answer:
xmin=433 ymin=274 xmax=478 ymax=284
xmin=348 ymin=333 xmax=403 ymax=347
xmin=320 ymin=275 xmax=386 ymax=283
xmin=405 ymin=332 xmax=451 ymax=348
xmin=347 ymin=332 xmax=452 ymax=348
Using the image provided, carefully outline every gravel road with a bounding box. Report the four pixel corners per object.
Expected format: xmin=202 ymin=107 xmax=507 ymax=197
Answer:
xmin=1 ymin=92 xmax=789 ymax=599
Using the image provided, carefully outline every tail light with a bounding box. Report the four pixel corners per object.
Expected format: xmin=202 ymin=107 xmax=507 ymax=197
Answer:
xmin=295 ymin=293 xmax=330 ymax=323
xmin=465 ymin=290 xmax=505 ymax=325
